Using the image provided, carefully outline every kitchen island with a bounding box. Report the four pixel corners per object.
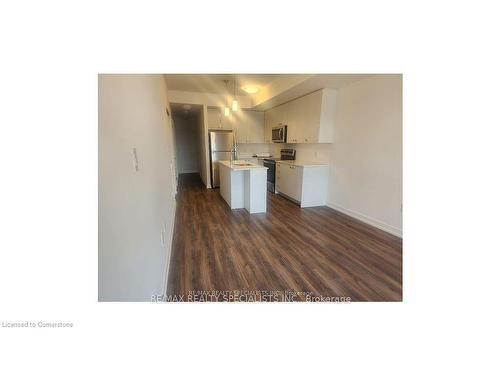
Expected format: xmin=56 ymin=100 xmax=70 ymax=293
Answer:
xmin=218 ymin=161 xmax=268 ymax=214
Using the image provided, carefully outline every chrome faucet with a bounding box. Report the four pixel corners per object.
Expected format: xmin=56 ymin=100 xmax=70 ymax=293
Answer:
xmin=231 ymin=132 xmax=237 ymax=165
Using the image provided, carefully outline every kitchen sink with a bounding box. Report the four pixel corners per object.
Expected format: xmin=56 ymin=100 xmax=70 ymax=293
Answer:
xmin=232 ymin=162 xmax=254 ymax=166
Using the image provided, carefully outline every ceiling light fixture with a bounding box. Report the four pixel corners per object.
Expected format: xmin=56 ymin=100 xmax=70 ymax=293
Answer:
xmin=232 ymin=75 xmax=238 ymax=112
xmin=223 ymin=80 xmax=230 ymax=117
xmin=241 ymin=85 xmax=259 ymax=94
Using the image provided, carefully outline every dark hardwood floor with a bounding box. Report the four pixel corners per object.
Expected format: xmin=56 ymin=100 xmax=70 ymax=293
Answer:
xmin=167 ymin=173 xmax=402 ymax=302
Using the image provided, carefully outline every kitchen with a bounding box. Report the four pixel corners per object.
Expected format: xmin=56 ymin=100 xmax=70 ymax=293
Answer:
xmin=170 ymin=81 xmax=337 ymax=213
xmin=161 ymin=74 xmax=402 ymax=301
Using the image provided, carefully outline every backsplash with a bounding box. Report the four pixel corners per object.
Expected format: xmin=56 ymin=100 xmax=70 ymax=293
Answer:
xmin=272 ymin=143 xmax=331 ymax=164
xmin=236 ymin=143 xmax=274 ymax=158
xmin=236 ymin=142 xmax=332 ymax=164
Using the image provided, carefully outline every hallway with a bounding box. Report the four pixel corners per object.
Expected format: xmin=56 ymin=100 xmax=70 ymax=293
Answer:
xmin=167 ymin=173 xmax=402 ymax=301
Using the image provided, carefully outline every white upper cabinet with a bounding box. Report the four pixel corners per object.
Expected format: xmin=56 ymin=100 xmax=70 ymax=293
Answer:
xmin=264 ymin=110 xmax=273 ymax=143
xmin=207 ymin=107 xmax=222 ymax=129
xmin=296 ymin=90 xmax=320 ymax=143
xmin=220 ymin=111 xmax=233 ymax=130
xmin=285 ymin=99 xmax=300 ymax=144
xmin=264 ymin=107 xmax=279 ymax=143
xmin=246 ymin=111 xmax=265 ymax=143
xmin=232 ymin=109 xmax=265 ymax=144
xmin=207 ymin=107 xmax=233 ymax=130
xmin=273 ymin=103 xmax=288 ymax=128
xmin=266 ymin=88 xmax=336 ymax=144
xmin=231 ymin=112 xmax=247 ymax=144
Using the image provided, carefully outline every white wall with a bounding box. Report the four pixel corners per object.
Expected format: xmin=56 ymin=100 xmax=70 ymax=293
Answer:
xmin=198 ymin=106 xmax=210 ymax=187
xmin=98 ymin=74 xmax=176 ymax=301
xmin=173 ymin=114 xmax=199 ymax=174
xmin=327 ymin=75 xmax=402 ymax=236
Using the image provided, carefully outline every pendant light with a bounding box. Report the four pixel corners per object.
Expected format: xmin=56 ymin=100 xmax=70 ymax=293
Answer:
xmin=223 ymin=80 xmax=230 ymax=116
xmin=232 ymin=74 xmax=239 ymax=112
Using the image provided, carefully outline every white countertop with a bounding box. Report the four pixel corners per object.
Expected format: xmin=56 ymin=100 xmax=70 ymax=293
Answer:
xmin=276 ymin=160 xmax=329 ymax=167
xmin=219 ymin=160 xmax=268 ymax=171
xmin=236 ymin=155 xmax=273 ymax=159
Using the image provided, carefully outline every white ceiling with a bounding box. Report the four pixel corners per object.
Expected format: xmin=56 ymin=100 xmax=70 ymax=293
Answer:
xmin=170 ymin=102 xmax=203 ymax=118
xmin=251 ymin=74 xmax=375 ymax=110
xmin=165 ymin=74 xmax=376 ymax=110
xmin=164 ymin=74 xmax=281 ymax=96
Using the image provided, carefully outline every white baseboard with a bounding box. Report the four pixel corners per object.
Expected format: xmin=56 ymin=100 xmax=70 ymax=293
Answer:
xmin=326 ymin=202 xmax=402 ymax=237
xmin=162 ymin=198 xmax=177 ymax=297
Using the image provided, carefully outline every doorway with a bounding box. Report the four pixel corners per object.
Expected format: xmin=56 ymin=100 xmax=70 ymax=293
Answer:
xmin=170 ymin=103 xmax=203 ymax=182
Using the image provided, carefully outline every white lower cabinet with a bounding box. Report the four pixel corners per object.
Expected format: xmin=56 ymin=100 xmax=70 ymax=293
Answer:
xmin=276 ymin=162 xmax=328 ymax=207
xmin=276 ymin=163 xmax=302 ymax=201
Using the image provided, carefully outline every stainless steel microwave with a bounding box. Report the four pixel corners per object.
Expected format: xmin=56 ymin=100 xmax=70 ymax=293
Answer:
xmin=272 ymin=125 xmax=287 ymax=143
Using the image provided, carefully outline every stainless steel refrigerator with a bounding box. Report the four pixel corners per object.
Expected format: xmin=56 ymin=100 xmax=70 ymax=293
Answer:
xmin=209 ymin=131 xmax=235 ymax=187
